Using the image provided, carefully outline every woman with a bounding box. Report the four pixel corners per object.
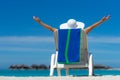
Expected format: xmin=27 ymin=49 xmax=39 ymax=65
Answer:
xmin=33 ymin=15 xmax=110 ymax=34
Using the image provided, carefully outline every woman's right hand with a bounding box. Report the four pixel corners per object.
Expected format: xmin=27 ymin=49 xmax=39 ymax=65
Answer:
xmin=100 ymin=15 xmax=110 ymax=22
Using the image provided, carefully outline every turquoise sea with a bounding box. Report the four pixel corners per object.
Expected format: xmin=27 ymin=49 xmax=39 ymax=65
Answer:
xmin=0 ymin=69 xmax=120 ymax=77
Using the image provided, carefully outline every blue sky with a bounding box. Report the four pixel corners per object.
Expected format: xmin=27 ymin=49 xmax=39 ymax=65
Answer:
xmin=0 ymin=0 xmax=120 ymax=69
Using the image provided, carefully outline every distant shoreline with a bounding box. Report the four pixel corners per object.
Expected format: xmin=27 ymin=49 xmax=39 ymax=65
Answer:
xmin=9 ymin=64 xmax=112 ymax=70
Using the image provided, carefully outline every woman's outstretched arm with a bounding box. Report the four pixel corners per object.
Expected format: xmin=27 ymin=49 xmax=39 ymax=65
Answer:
xmin=85 ymin=15 xmax=110 ymax=34
xmin=33 ymin=16 xmax=57 ymax=32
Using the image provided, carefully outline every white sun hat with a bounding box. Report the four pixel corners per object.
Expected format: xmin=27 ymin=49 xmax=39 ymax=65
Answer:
xmin=60 ymin=19 xmax=85 ymax=29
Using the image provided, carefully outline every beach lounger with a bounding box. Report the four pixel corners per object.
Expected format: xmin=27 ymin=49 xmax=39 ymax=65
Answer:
xmin=50 ymin=29 xmax=94 ymax=76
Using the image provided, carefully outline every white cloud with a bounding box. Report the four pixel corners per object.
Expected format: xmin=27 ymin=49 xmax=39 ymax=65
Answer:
xmin=0 ymin=36 xmax=54 ymax=42
xmin=0 ymin=36 xmax=55 ymax=51
xmin=0 ymin=36 xmax=120 ymax=44
xmin=0 ymin=36 xmax=120 ymax=51
xmin=0 ymin=47 xmax=54 ymax=52
xmin=88 ymin=36 xmax=120 ymax=43
xmin=0 ymin=36 xmax=54 ymax=44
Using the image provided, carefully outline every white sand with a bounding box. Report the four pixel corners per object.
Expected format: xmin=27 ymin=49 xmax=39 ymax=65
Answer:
xmin=0 ymin=76 xmax=120 ymax=80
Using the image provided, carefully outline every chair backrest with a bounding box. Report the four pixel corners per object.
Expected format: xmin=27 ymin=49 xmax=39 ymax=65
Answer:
xmin=53 ymin=29 xmax=89 ymax=64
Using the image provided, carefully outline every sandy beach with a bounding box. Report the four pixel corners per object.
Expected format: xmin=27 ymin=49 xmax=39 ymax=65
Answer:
xmin=0 ymin=76 xmax=120 ymax=80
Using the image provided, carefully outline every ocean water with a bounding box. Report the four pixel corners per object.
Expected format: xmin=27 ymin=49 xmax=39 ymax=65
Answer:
xmin=0 ymin=69 xmax=120 ymax=77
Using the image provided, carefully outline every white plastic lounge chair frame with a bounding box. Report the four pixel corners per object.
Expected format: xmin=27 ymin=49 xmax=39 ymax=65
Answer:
xmin=50 ymin=29 xmax=94 ymax=76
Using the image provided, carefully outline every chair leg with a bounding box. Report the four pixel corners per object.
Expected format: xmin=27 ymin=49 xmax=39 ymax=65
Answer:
xmin=50 ymin=66 xmax=54 ymax=76
xmin=66 ymin=68 xmax=69 ymax=76
xmin=57 ymin=68 xmax=61 ymax=76
xmin=50 ymin=54 xmax=55 ymax=76
xmin=89 ymin=54 xmax=94 ymax=76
